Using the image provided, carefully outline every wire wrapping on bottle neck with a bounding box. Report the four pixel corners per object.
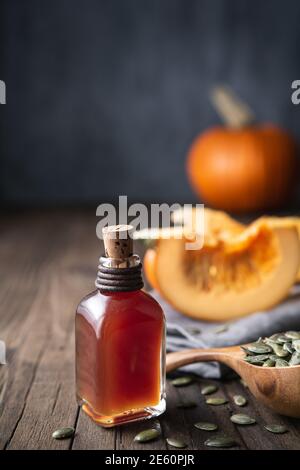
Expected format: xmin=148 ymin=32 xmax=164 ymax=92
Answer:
xmin=95 ymin=258 xmax=144 ymax=292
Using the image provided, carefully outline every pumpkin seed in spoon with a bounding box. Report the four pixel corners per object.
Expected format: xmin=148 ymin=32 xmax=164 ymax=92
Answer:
xmin=285 ymin=331 xmax=300 ymax=340
xmin=263 ymin=358 xmax=275 ymax=367
xmin=289 ymin=352 xmax=300 ymax=366
xmin=275 ymin=359 xmax=289 ymax=367
xmin=230 ymin=413 xmax=256 ymax=425
xmin=247 ymin=343 xmax=272 ymax=354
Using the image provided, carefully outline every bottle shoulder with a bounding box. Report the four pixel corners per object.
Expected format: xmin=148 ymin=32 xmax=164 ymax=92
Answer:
xmin=76 ymin=288 xmax=165 ymax=324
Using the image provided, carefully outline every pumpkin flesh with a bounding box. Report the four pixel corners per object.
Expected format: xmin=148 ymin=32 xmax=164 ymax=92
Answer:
xmin=155 ymin=222 xmax=300 ymax=321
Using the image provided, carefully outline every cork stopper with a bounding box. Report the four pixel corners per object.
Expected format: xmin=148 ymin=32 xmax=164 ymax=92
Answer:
xmin=102 ymin=225 xmax=134 ymax=259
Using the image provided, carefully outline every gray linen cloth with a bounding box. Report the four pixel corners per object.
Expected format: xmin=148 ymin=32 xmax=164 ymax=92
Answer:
xmin=152 ymin=285 xmax=300 ymax=378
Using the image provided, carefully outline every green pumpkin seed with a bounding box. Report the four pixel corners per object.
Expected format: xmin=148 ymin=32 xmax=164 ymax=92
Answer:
xmin=292 ymin=339 xmax=300 ymax=352
xmin=242 ymin=331 xmax=300 ymax=368
xmin=285 ymin=331 xmax=300 ymax=340
xmin=247 ymin=343 xmax=272 ymax=354
xmin=171 ymin=376 xmax=194 ymax=387
xmin=269 ymin=333 xmax=282 ymax=342
xmin=194 ymin=422 xmax=218 ymax=431
xmin=244 ymin=355 xmax=267 ymax=365
xmin=264 ymin=424 xmax=288 ymax=434
xmin=233 ymin=395 xmax=247 ymax=406
xmin=166 ymin=437 xmax=187 ymax=448
xmin=289 ymin=351 xmax=300 ymax=366
xmin=230 ymin=414 xmax=256 ymax=425
xmin=276 ymin=335 xmax=289 ymax=344
xmin=204 ymin=436 xmax=237 ymax=448
xmin=270 ymin=343 xmax=289 ymax=357
xmin=275 ymin=359 xmax=289 ymax=367
xmin=201 ymin=384 xmax=218 ymax=395
xmin=263 ymin=359 xmax=275 ymax=367
xmin=52 ymin=427 xmax=75 ymax=440
xmin=283 ymin=342 xmax=294 ymax=354
xmin=134 ymin=428 xmax=161 ymax=443
xmin=176 ymin=400 xmax=197 ymax=409
xmin=206 ymin=397 xmax=228 ymax=406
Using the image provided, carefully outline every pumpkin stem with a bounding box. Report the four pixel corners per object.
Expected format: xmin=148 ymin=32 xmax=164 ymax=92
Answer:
xmin=211 ymin=86 xmax=255 ymax=129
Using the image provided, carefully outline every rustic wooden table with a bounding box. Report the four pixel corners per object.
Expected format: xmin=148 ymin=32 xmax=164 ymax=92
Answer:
xmin=0 ymin=209 xmax=299 ymax=450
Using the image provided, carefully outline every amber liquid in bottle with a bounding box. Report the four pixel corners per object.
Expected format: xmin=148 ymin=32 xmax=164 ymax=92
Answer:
xmin=75 ymin=225 xmax=166 ymax=427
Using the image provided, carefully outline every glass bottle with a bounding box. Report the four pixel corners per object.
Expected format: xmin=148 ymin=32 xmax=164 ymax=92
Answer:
xmin=75 ymin=225 xmax=166 ymax=427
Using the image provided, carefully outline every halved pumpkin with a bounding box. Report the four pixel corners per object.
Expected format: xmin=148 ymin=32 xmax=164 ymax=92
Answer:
xmin=154 ymin=220 xmax=300 ymax=321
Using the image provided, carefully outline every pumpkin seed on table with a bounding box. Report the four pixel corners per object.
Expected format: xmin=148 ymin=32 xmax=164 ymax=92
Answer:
xmin=176 ymin=400 xmax=197 ymax=409
xmin=194 ymin=422 xmax=218 ymax=431
xmin=233 ymin=395 xmax=247 ymax=406
xmin=134 ymin=428 xmax=161 ymax=443
xmin=206 ymin=397 xmax=228 ymax=406
xmin=201 ymin=384 xmax=218 ymax=395
xmin=52 ymin=427 xmax=75 ymax=440
xmin=230 ymin=414 xmax=256 ymax=425
xmin=204 ymin=436 xmax=237 ymax=448
xmin=166 ymin=437 xmax=187 ymax=448
xmin=171 ymin=375 xmax=194 ymax=387
xmin=264 ymin=424 xmax=288 ymax=434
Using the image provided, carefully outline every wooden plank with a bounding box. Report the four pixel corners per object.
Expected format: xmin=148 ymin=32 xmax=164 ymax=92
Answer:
xmin=177 ymin=378 xmax=245 ymax=450
xmin=0 ymin=210 xmax=105 ymax=449
xmin=0 ymin=211 xmax=300 ymax=450
xmin=224 ymin=379 xmax=300 ymax=450
xmin=160 ymin=381 xmax=193 ymax=450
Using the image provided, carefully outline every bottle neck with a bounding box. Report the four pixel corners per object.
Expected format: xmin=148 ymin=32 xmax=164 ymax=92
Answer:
xmin=95 ymin=254 xmax=144 ymax=292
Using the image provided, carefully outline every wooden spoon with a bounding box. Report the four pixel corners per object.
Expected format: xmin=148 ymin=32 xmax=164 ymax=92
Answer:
xmin=166 ymin=344 xmax=300 ymax=418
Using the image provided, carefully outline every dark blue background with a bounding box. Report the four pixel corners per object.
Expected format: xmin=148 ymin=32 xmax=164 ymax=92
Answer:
xmin=1 ymin=0 xmax=300 ymax=206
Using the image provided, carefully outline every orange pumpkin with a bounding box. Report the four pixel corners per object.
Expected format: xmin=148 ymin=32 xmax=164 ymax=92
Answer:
xmin=186 ymin=87 xmax=297 ymax=213
xmin=143 ymin=248 xmax=159 ymax=291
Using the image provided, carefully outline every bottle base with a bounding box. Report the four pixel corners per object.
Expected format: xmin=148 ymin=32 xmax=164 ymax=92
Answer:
xmin=79 ymin=397 xmax=166 ymax=428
